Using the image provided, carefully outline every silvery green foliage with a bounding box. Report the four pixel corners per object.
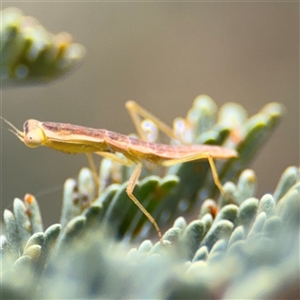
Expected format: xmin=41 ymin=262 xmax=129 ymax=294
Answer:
xmin=2 ymin=96 xmax=295 ymax=299
xmin=1 ymin=167 xmax=299 ymax=299
xmin=90 ymin=95 xmax=284 ymax=241
xmin=1 ymin=7 xmax=85 ymax=87
xmin=2 ymin=6 xmax=297 ymax=300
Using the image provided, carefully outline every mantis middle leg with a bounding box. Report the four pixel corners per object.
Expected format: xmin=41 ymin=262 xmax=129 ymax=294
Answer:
xmin=95 ymin=152 xmax=163 ymax=241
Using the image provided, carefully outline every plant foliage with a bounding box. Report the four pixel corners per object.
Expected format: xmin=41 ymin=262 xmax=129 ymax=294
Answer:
xmin=1 ymin=7 xmax=299 ymax=300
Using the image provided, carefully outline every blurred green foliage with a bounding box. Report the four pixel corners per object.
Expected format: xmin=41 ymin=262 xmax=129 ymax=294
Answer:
xmin=1 ymin=7 xmax=299 ymax=300
xmin=1 ymin=7 xmax=85 ymax=87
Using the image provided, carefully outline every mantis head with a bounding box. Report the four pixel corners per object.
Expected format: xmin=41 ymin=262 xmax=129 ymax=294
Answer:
xmin=1 ymin=117 xmax=46 ymax=148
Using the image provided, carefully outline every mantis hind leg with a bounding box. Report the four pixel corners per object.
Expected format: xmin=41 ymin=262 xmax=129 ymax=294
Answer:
xmin=162 ymin=152 xmax=236 ymax=204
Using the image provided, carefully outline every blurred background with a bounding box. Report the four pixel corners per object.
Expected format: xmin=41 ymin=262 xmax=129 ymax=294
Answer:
xmin=1 ymin=2 xmax=299 ymax=228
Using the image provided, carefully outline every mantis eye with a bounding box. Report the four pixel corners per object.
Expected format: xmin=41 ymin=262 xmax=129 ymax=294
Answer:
xmin=24 ymin=128 xmax=45 ymax=148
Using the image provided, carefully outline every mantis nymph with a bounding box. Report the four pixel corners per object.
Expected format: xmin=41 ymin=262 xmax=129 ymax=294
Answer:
xmin=3 ymin=101 xmax=238 ymax=241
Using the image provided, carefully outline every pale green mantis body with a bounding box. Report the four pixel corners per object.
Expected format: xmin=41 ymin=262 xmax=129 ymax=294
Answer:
xmin=3 ymin=101 xmax=238 ymax=241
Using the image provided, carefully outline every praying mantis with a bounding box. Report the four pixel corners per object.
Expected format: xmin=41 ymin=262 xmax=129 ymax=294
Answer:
xmin=2 ymin=100 xmax=238 ymax=241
